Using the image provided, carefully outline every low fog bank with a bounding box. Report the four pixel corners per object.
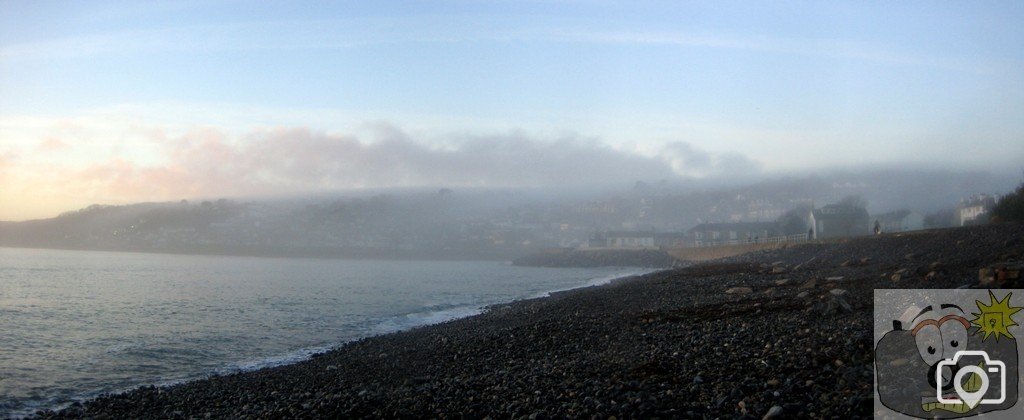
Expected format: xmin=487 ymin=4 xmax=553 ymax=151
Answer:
xmin=0 ymin=168 xmax=1018 ymax=260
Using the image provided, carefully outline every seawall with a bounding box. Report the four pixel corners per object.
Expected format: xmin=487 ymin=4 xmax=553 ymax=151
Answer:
xmin=512 ymin=248 xmax=676 ymax=268
xmin=665 ymin=242 xmax=793 ymax=262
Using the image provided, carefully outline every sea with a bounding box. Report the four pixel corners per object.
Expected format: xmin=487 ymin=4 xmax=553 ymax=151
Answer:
xmin=0 ymin=247 xmax=647 ymax=417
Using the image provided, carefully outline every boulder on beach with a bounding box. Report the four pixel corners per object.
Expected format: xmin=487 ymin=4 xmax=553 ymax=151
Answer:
xmin=979 ymin=261 xmax=1023 ymax=287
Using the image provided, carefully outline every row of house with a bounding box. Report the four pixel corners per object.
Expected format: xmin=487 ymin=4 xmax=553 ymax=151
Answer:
xmin=587 ymin=225 xmax=799 ymax=249
xmin=684 ymin=203 xmax=874 ymax=246
xmin=586 ymin=192 xmax=1000 ymax=250
xmin=587 ymin=201 xmax=917 ymax=249
xmin=687 ymin=222 xmax=781 ymax=247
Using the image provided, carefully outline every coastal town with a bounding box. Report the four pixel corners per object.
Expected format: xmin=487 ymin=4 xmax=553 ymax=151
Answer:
xmin=584 ymin=193 xmax=997 ymax=250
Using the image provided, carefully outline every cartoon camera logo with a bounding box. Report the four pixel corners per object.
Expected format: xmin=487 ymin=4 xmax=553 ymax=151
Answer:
xmin=875 ymin=290 xmax=1022 ymax=418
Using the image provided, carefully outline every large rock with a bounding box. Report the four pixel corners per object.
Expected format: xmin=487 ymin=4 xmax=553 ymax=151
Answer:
xmin=979 ymin=261 xmax=1023 ymax=286
xmin=725 ymin=286 xmax=754 ymax=295
xmin=763 ymin=405 xmax=784 ymax=419
xmin=812 ymin=292 xmax=852 ymax=315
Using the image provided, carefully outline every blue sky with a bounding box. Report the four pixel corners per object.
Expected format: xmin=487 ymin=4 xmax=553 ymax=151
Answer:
xmin=1 ymin=1 xmax=1023 ymax=220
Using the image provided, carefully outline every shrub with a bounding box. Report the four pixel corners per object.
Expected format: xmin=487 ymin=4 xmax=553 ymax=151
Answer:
xmin=992 ymin=182 xmax=1024 ymax=222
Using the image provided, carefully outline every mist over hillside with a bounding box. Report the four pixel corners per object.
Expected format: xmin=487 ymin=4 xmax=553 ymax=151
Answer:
xmin=0 ymin=168 xmax=1017 ymax=259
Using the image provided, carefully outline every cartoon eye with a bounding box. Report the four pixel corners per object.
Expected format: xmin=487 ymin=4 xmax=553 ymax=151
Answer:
xmin=940 ymin=319 xmax=968 ymax=361
xmin=914 ymin=324 xmax=943 ymax=366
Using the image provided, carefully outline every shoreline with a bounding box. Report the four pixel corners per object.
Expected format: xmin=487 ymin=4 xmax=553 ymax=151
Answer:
xmin=0 ymin=244 xmax=517 ymax=264
xmin=6 ymin=268 xmax=654 ymax=419
xmin=28 ymin=224 xmax=1024 ymax=418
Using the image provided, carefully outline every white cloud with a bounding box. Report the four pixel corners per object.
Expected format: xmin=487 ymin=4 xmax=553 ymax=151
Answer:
xmin=0 ymin=118 xmax=763 ymax=219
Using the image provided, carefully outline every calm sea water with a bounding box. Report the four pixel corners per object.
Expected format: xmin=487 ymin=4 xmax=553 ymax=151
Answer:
xmin=0 ymin=247 xmax=644 ymax=417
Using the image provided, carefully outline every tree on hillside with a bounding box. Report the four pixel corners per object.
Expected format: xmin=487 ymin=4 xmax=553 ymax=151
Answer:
xmin=924 ymin=208 xmax=957 ymax=228
xmin=777 ymin=207 xmax=811 ymax=235
xmin=992 ymin=181 xmax=1024 ymax=222
xmin=837 ymin=195 xmax=868 ymax=209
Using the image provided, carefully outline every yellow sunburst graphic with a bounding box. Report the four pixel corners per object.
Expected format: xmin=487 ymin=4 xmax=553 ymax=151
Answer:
xmin=971 ymin=291 xmax=1023 ymax=341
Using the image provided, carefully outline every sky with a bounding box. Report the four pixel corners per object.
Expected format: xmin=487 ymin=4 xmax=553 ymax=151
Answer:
xmin=1 ymin=1 xmax=1023 ymax=221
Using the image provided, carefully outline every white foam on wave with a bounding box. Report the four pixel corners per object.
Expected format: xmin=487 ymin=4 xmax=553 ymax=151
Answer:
xmin=373 ymin=269 xmax=662 ymax=335
xmin=224 ymin=344 xmax=337 ymax=373
xmin=373 ymin=305 xmax=486 ymax=335
xmin=371 ymin=269 xmax=663 ymax=335
xmin=371 ymin=268 xmax=663 ymax=336
xmin=529 ymin=268 xmax=660 ymax=299
xmin=583 ymin=268 xmax=658 ymax=287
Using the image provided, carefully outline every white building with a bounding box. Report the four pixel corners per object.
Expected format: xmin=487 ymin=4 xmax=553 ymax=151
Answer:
xmin=958 ymin=194 xmax=996 ymax=226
